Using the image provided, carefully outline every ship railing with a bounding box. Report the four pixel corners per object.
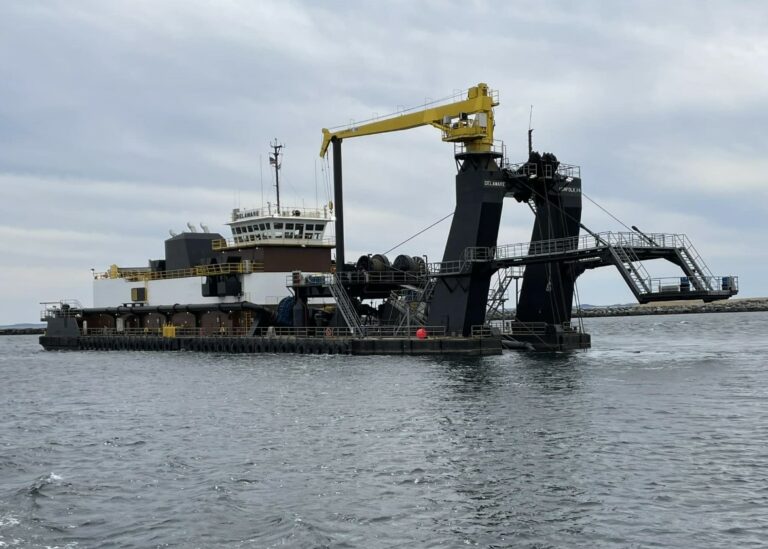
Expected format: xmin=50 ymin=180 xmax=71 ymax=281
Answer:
xmin=288 ymin=270 xmax=427 ymax=288
xmin=453 ymin=139 xmax=506 ymax=158
xmin=460 ymin=231 xmax=687 ymax=265
xmin=80 ymin=325 xmax=448 ymax=339
xmin=40 ymin=300 xmax=82 ymax=321
xmin=94 ymin=262 xmax=264 ymax=281
xmin=248 ymin=325 xmax=447 ymax=339
xmin=645 ymin=275 xmax=739 ymax=295
xmin=502 ymin=161 xmax=581 ymax=179
xmin=213 ymin=236 xmax=335 ymax=251
xmin=504 ymin=162 xmax=537 ymax=177
xmin=426 ymin=231 xmax=690 ymax=275
xmin=470 ymin=325 xmax=495 ymax=338
xmin=488 ymin=320 xmax=583 ymax=336
xmin=426 ymin=259 xmax=468 ymax=275
xmin=80 ymin=327 xmax=250 ymax=337
xmin=232 ymin=205 xmax=333 ymax=221
xmin=471 ymin=321 xmax=579 ymax=338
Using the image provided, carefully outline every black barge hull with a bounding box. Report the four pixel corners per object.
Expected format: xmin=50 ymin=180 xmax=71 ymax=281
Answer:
xmin=39 ymin=334 xmax=503 ymax=356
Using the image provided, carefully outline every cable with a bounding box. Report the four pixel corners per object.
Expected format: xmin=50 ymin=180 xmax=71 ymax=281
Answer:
xmin=382 ymin=212 xmax=454 ymax=256
xmin=582 ymin=192 xmax=633 ymax=232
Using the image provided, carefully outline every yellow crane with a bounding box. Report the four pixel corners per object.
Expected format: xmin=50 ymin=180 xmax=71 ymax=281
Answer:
xmin=319 ymin=83 xmax=499 ymax=157
xmin=320 ymin=83 xmax=499 ymax=270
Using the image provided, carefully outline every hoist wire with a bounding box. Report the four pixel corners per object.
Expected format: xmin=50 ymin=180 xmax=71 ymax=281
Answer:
xmin=382 ymin=212 xmax=454 ymax=256
xmin=582 ymin=192 xmax=633 ymax=232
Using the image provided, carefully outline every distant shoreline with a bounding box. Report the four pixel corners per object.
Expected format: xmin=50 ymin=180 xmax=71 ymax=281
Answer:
xmin=0 ymin=328 xmax=45 ymax=336
xmin=575 ymin=297 xmax=768 ymax=318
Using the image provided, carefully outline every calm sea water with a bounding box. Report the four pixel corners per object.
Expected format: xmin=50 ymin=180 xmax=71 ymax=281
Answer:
xmin=1 ymin=312 xmax=767 ymax=548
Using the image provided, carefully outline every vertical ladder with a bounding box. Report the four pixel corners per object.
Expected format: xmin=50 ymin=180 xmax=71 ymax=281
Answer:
xmin=327 ymin=274 xmax=364 ymax=336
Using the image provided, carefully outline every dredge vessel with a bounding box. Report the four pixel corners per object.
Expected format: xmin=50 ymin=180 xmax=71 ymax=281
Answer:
xmin=40 ymin=84 xmax=738 ymax=355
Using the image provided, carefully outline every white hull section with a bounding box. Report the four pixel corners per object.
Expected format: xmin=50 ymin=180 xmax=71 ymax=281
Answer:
xmin=93 ymin=272 xmax=295 ymax=308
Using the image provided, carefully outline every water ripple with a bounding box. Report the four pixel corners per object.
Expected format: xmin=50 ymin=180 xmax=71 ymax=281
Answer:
xmin=1 ymin=313 xmax=767 ymax=547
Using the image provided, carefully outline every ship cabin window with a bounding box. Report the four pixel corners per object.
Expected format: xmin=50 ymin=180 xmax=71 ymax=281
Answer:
xmin=298 ymin=223 xmax=324 ymax=240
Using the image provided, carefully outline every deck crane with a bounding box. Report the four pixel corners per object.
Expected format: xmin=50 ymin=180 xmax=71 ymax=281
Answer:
xmin=319 ymin=82 xmax=498 ymax=157
xmin=319 ymin=83 xmax=499 ymax=269
xmin=311 ymin=82 xmax=739 ymax=348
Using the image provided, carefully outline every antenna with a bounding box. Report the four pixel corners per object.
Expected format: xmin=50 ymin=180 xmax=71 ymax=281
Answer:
xmin=528 ymin=105 xmax=534 ymax=155
xmin=259 ymin=153 xmax=264 ymax=209
xmin=270 ymin=139 xmax=284 ymax=215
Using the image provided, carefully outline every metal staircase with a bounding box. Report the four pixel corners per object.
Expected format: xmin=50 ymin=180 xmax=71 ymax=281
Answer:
xmin=675 ymin=236 xmax=715 ymax=291
xmin=608 ymin=242 xmax=652 ymax=298
xmin=487 ymin=267 xmax=524 ymax=319
xmin=391 ymin=277 xmax=436 ymax=333
xmin=328 ymin=274 xmax=364 ymax=335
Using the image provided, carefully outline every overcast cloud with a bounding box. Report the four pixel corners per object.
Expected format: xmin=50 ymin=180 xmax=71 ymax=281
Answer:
xmin=1 ymin=0 xmax=766 ymax=324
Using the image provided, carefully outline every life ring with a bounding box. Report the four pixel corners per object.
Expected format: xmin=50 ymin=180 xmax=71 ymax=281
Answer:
xmin=324 ymin=327 xmax=333 ymax=337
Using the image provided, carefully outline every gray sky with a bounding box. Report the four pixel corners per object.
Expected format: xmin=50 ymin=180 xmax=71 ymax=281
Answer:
xmin=1 ymin=0 xmax=766 ymax=324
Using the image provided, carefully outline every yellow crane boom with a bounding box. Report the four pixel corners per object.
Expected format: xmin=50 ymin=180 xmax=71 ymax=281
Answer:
xmin=319 ymin=83 xmax=499 ymax=157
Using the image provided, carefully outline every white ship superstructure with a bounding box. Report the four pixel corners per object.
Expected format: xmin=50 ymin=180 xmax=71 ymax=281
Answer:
xmin=93 ymin=204 xmax=334 ymax=309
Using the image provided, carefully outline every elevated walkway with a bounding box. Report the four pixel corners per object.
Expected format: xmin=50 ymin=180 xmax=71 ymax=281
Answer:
xmin=427 ymin=231 xmax=738 ymax=303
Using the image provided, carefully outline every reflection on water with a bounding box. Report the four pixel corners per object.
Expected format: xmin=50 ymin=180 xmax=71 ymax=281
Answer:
xmin=1 ymin=313 xmax=767 ymax=548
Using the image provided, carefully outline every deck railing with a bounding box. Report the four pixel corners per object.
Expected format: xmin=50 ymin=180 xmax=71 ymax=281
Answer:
xmin=79 ymin=325 xmax=448 ymax=339
xmin=94 ymin=262 xmax=263 ymax=281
